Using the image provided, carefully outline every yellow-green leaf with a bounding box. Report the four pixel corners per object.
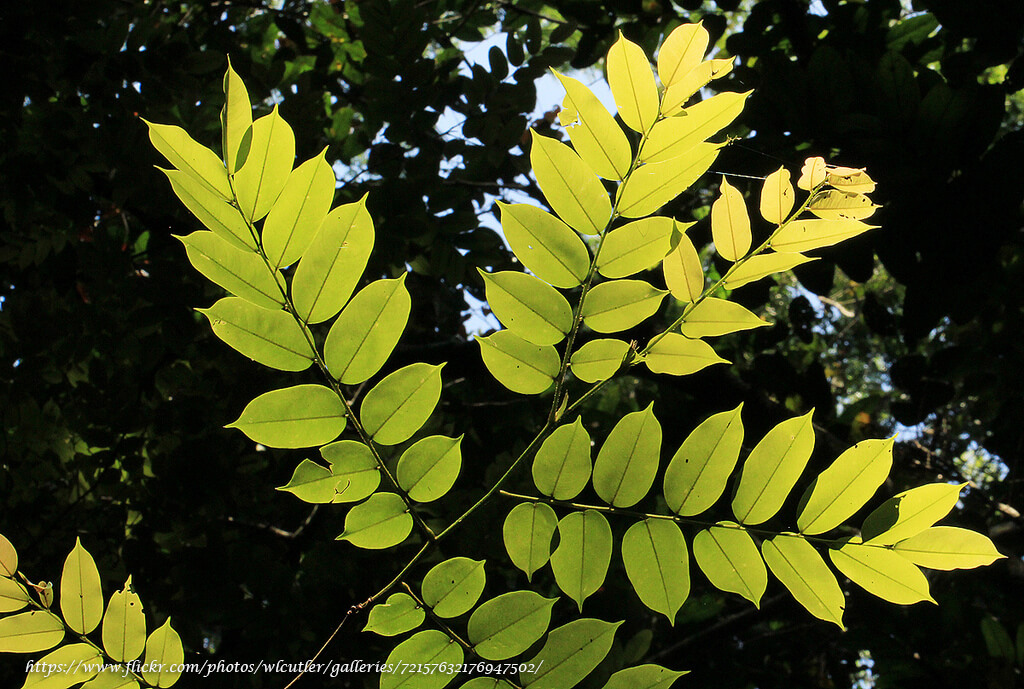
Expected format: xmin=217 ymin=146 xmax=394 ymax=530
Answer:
xmin=261 ymin=150 xmax=334 ymax=269
xmin=142 ymin=619 xmax=184 ymax=688
xmin=23 ymin=643 xmax=102 ymax=689
xmin=550 ymin=511 xmax=613 ymax=610
xmin=829 ymin=538 xmax=934 ymax=605
xmin=337 ymin=492 xmax=412 ymax=549
xmin=644 ymin=334 xmax=728 ymax=376
xmin=0 ymin=611 xmax=63 ymax=653
xmin=808 ymin=189 xmax=878 ymax=221
xmin=533 ymin=418 xmax=592 ymax=500
xmin=221 ymin=58 xmax=252 ymax=173
xmin=663 ymin=232 xmax=704 ymax=302
xmin=478 ymin=330 xmax=559 ymax=395
xmin=894 ymin=526 xmax=1005 ymax=570
xmin=380 ymin=630 xmax=462 ymax=689
xmin=522 ymin=618 xmax=620 ymax=689
xmin=468 ymin=591 xmax=557 ymax=661
xmin=101 ymin=576 xmax=146 ymax=663
xmin=364 ymin=592 xmax=424 ymax=637
xmin=79 ymin=665 xmax=137 ymax=689
xmin=198 ymin=297 xmax=313 ymax=371
xmin=770 ymin=219 xmax=877 ymax=253
xmin=569 ymin=339 xmax=630 ymax=383
xmin=601 ymin=664 xmax=688 ymax=689
xmin=861 ymin=483 xmax=966 ymax=545
xmin=60 ymin=538 xmax=104 ymax=635
xmin=480 ymin=269 xmax=572 ymax=345
xmin=0 ymin=533 xmax=17 ymax=577
xmin=641 ymin=92 xmax=750 ymax=165
xmin=711 ymin=177 xmax=751 ymax=261
xmin=530 ymin=131 xmax=611 ymax=235
xmin=797 ymin=156 xmax=826 ymax=190
xmin=503 ymin=503 xmax=558 ymax=581
xmin=0 ymin=577 xmax=29 ymax=613
xmin=582 ymin=280 xmax=667 ymax=333
xmin=657 ymin=22 xmax=709 ymax=88
xmin=322 ymin=441 xmax=381 ymax=504
xmin=797 ymin=438 xmax=894 ymax=535
xmin=554 ymin=71 xmax=631 ymax=180
xmin=664 ymin=404 xmax=744 ymax=516
xmin=177 ymin=231 xmax=283 ymax=310
xmin=323 ymin=276 xmax=411 ymax=384
xmin=228 ymin=384 xmax=345 ymax=449
xmin=396 ymin=435 xmax=463 ymax=503
xmin=498 ymin=202 xmax=590 ymax=288
xmin=621 ymin=519 xmax=690 ymax=623
xmin=678 ymin=298 xmax=769 ymax=338
xmin=593 ymin=403 xmax=661 ymax=508
xmin=661 ymin=58 xmax=735 ymax=116
xmin=607 ymin=32 xmax=659 ymax=133
xmin=827 ymin=166 xmax=876 ymax=193
xmin=144 ymin=120 xmax=231 ymax=199
xmin=421 ymin=558 xmax=486 ymax=618
xmin=722 ymin=252 xmax=815 ymax=289
xmin=732 ymin=410 xmax=815 ymax=525
xmin=597 ymin=217 xmax=677 ymax=279
xmin=233 ymin=106 xmax=295 ymax=222
xmin=759 ymin=166 xmax=795 ymax=224
xmin=159 ymin=168 xmax=255 ymax=251
xmin=360 ymin=362 xmax=444 ymax=446
xmin=762 ymin=534 xmax=845 ymax=629
xmin=276 ymin=459 xmax=344 ymax=504
xmin=692 ymin=523 xmax=766 ymax=606
xmin=617 ymin=143 xmax=721 ymax=218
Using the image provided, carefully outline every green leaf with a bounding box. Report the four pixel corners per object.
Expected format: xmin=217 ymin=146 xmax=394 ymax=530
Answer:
xmin=460 ymin=680 xmax=515 ymax=689
xmin=597 ymin=217 xmax=677 ymax=279
xmin=291 ymin=196 xmax=375 ymax=324
xmin=617 ymin=144 xmax=721 ymax=218
xmin=198 ymin=297 xmax=312 ymax=371
xmin=829 ymin=538 xmax=934 ymax=605
xmin=641 ymin=92 xmax=750 ymax=165
xmin=321 ymin=440 xmax=381 ymax=504
xmin=233 ymin=106 xmax=295 ymax=222
xmin=759 ymin=166 xmax=795 ymax=224
xmin=797 ymin=438 xmax=894 ymax=535
xmin=550 ymin=510 xmax=613 ymax=610
xmin=721 ymin=253 xmax=815 ymax=289
xmin=323 ymin=275 xmax=411 ymax=385
xmin=732 ymin=410 xmax=815 ymax=525
xmin=221 ymin=59 xmax=252 ymax=174
xmin=142 ymin=618 xmax=184 ymax=688
xmin=23 ymin=644 xmax=102 ymax=689
xmin=396 ymin=435 xmax=463 ymax=503
xmin=60 ymin=538 xmax=103 ymax=634
xmin=601 ymin=664 xmax=688 ymax=689
xmin=360 ymin=363 xmax=444 ymax=446
xmin=770 ymin=219 xmax=878 ymax=253
xmin=607 ymin=32 xmax=658 ymax=133
xmin=593 ymin=403 xmax=662 ymax=508
xmin=102 ymin=576 xmax=146 ymax=662
xmin=0 ymin=533 xmax=17 ymax=577
xmin=504 ymin=503 xmax=558 ymax=581
xmin=522 ymin=618 xmax=621 ymax=689
xmin=657 ymin=22 xmax=709 ymax=88
xmin=364 ymin=593 xmax=424 ymax=636
xmin=980 ymin=616 xmax=1015 ymax=661
xmin=664 ymin=404 xmax=744 ymax=516
xmin=663 ymin=231 xmax=704 ymax=302
xmin=530 ymin=131 xmax=612 ymax=235
xmin=893 ymin=526 xmax=1005 ymax=570
xmin=160 ymin=168 xmax=254 ymax=251
xmin=711 ymin=177 xmax=751 ymax=261
xmin=144 ymin=120 xmax=231 ymax=199
xmin=498 ymin=202 xmax=590 ymax=288
xmin=261 ymin=150 xmax=335 ymax=269
xmin=678 ymin=298 xmax=769 ymax=338
xmin=478 ymin=330 xmax=559 ymax=395
xmin=80 ymin=665 xmax=137 ymax=689
xmin=861 ymin=483 xmax=966 ymax=545
xmin=661 ymin=58 xmax=735 ymax=116
xmin=582 ymin=280 xmax=667 ymax=334
xmin=554 ymin=71 xmax=631 ymax=180
xmin=277 ymin=459 xmax=343 ymax=504
xmin=480 ymin=270 xmax=572 ymax=345
xmin=762 ymin=534 xmax=846 ymax=629
xmin=622 ymin=519 xmax=690 ymax=623
xmin=227 ymin=384 xmax=345 ymax=448
xmin=380 ymin=630 xmax=462 ymax=689
xmin=692 ymin=523 xmax=767 ymax=606
xmin=807 ymin=189 xmax=878 ymax=221
xmin=569 ymin=339 xmax=630 ymax=383
xmin=468 ymin=591 xmax=556 ymax=660
xmin=533 ymin=418 xmax=592 ymax=500
xmin=177 ymin=231 xmax=283 ymax=309
xmin=644 ymin=334 xmax=728 ymax=376
xmin=0 ymin=577 xmax=29 ymax=613
xmin=337 ymin=492 xmax=412 ymax=549
xmin=0 ymin=611 xmax=64 ymax=653
xmin=421 ymin=557 xmax=486 ymax=618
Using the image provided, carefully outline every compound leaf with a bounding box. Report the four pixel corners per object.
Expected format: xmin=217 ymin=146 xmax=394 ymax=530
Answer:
xmin=607 ymin=32 xmax=658 ymax=133
xmin=617 ymin=144 xmax=721 ymax=218
xmin=396 ymin=435 xmax=463 ymax=503
xmin=364 ymin=593 xmax=424 ymax=637
xmin=692 ymin=523 xmax=766 ymax=607
xmin=569 ymin=339 xmax=630 ymax=383
xmin=277 ymin=459 xmax=343 ymax=504
xmin=102 ymin=576 xmax=146 ymax=663
xmin=233 ymin=106 xmax=295 ymax=222
xmin=533 ymin=418 xmax=592 ymax=500
xmin=421 ymin=558 xmax=486 ymax=618
xmin=711 ymin=177 xmax=751 ymax=261
xmin=759 ymin=166 xmax=795 ymax=225
xmin=861 ymin=483 xmax=966 ymax=545
xmin=60 ymin=538 xmax=104 ymax=635
xmin=142 ymin=618 xmax=184 ymax=688
xmin=198 ymin=297 xmax=312 ymax=371
xmin=722 ymin=253 xmax=815 ymax=290
xmin=622 ymin=519 xmax=690 ymax=623
xmin=498 ymin=202 xmax=590 ymax=288
xmin=593 ymin=403 xmax=661 ymax=508
xmin=177 ymin=231 xmax=282 ymax=309
xmin=522 ymin=618 xmax=620 ymax=689
xmin=337 ymin=493 xmax=412 ymax=549
xmin=678 ymin=298 xmax=769 ymax=338
xmin=641 ymin=92 xmax=750 ymax=165
xmin=480 ymin=270 xmax=572 ymax=345
xmin=762 ymin=534 xmax=845 ymax=629
xmin=160 ymin=168 xmax=254 ymax=251
xmin=550 ymin=511 xmax=613 ymax=611
xmin=797 ymin=438 xmax=894 ymax=535
xmin=664 ymin=404 xmax=744 ymax=516
xmin=829 ymin=538 xmax=934 ymax=605
xmin=597 ymin=217 xmax=676 ymax=279
xmin=321 ymin=441 xmax=381 ymax=504
xmin=468 ymin=591 xmax=556 ymax=660
xmin=530 ymin=132 xmax=611 ymax=235
xmin=478 ymin=330 xmax=560 ymax=395
xmin=582 ymin=280 xmax=666 ymax=334
xmin=663 ymin=232 xmax=704 ymax=302
xmin=503 ymin=503 xmax=558 ymax=581
xmin=732 ymin=410 xmax=815 ymax=525
xmin=360 ymin=363 xmax=444 ymax=446
xmin=228 ymin=384 xmax=345 ymax=448
xmin=380 ymin=630 xmax=462 ymax=689
xmin=262 ymin=150 xmax=335 ymax=269
xmin=554 ymin=71 xmax=631 ymax=180
xmin=657 ymin=22 xmax=709 ymax=88
xmin=323 ymin=275 xmax=410 ymax=385
xmin=894 ymin=527 xmax=1005 ymax=570
xmin=770 ymin=219 xmax=877 ymax=253
xmin=644 ymin=334 xmax=727 ymax=376
xmin=661 ymin=58 xmax=734 ymax=116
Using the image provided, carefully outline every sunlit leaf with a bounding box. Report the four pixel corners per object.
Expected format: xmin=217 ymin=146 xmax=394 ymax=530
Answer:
xmin=593 ymin=403 xmax=661 ymax=508
xmin=142 ymin=618 xmax=184 ymax=688
xmin=60 ymin=538 xmax=104 ymax=634
xmin=498 ymin=202 xmax=590 ymax=288
xmin=0 ymin=533 xmax=17 ymax=577
xmin=396 ymin=435 xmax=462 ymax=503
xmin=861 ymin=483 xmax=966 ymax=545
xmin=550 ymin=510 xmax=613 ymax=610
xmin=664 ymin=404 xmax=744 ymax=516
xmin=569 ymin=339 xmax=630 ymax=383
xmin=228 ymin=384 xmax=345 ymax=448
xmin=160 ymin=168 xmax=254 ymax=251
xmin=617 ymin=143 xmax=721 ymax=218
xmin=732 ymin=410 xmax=815 ymax=525
xmin=711 ymin=177 xmax=751 ymax=261
xmin=0 ymin=611 xmax=63 ymax=653
xmin=530 ymin=131 xmax=611 ymax=235
xmin=480 ymin=269 xmax=573 ymax=345
xmin=0 ymin=577 xmax=29 ymax=613
xmin=321 ymin=440 xmax=381 ymax=504
xmin=261 ymin=150 xmax=334 ymax=269
xmin=221 ymin=59 xmax=252 ymax=174
xmin=894 ymin=526 xmax=1005 ymax=570
xmin=797 ymin=156 xmax=826 ymax=190
xmin=770 ymin=218 xmax=877 ymax=253
xmin=364 ymin=593 xmax=424 ymax=637
xmin=678 ymin=298 xmax=769 ymax=338
xmin=22 ymin=643 xmax=101 ymax=689
xmin=102 ymin=576 xmax=146 ymax=662
xmin=554 ymin=71 xmax=631 ymax=180
xmin=582 ymin=280 xmax=667 ymax=334
xmin=177 ymin=231 xmax=283 ymax=310
xmin=276 ymin=459 xmax=343 ymax=504
xmin=360 ymin=363 xmax=444 ymax=446
xmin=144 ymin=120 xmax=231 ymax=199
xmin=503 ymin=503 xmax=558 ymax=581
xmin=657 ymin=22 xmax=709 ymax=87
xmin=198 ymin=297 xmax=312 ymax=371
xmin=797 ymin=438 xmax=894 ymax=535
xmin=692 ymin=523 xmax=766 ymax=606
xmin=661 ymin=58 xmax=735 ymax=116
xmin=760 ymin=166 xmax=795 ymax=224
xmin=663 ymin=232 xmax=704 ymax=302
xmin=380 ymin=630 xmax=462 ymax=689
xmin=827 ymin=166 xmax=876 ymax=193
xmin=421 ymin=557 xmax=486 ymax=618
xmin=721 ymin=253 xmax=815 ymax=289
xmin=762 ymin=534 xmax=845 ymax=629
xmin=829 ymin=538 xmax=934 ymax=605
xmin=80 ymin=665 xmax=138 ymax=689
xmin=233 ymin=106 xmax=295 ymax=222
xmin=607 ymin=32 xmax=658 ymax=133
xmin=641 ymin=92 xmax=750 ymax=164
xmin=337 ymin=492 xmax=412 ymax=549
xmin=533 ymin=418 xmax=592 ymax=500
xmin=522 ymin=618 xmax=621 ymax=689
xmin=597 ymin=217 xmax=677 ymax=279
xmin=622 ymin=519 xmax=690 ymax=623
xmin=478 ymin=330 xmax=560 ymax=395
xmin=644 ymin=334 xmax=727 ymax=376
xmin=601 ymin=664 xmax=688 ymax=689
xmin=323 ymin=276 xmax=410 ymax=385
xmin=468 ymin=591 xmax=556 ymax=660
xmin=808 ymin=189 xmax=878 ymax=221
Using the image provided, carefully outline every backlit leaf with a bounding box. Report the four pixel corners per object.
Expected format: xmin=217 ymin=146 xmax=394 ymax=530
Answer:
xmin=827 ymin=166 xmax=876 ymax=193
xmin=144 ymin=120 xmax=230 ymax=199
xmin=533 ymin=418 xmax=592 ymax=500
xmin=760 ymin=166 xmax=795 ymax=224
xmin=762 ymin=534 xmax=845 ymax=629
xmin=808 ymin=189 xmax=878 ymax=221
xmin=60 ymin=538 xmax=104 ymax=634
xmin=277 ymin=459 xmax=343 ymax=504
xmin=554 ymin=71 xmax=631 ymax=180
xmin=797 ymin=438 xmax=894 ymax=535
xmin=0 ymin=533 xmax=17 ymax=577
xmin=602 ymin=664 xmax=688 ymax=689
xmin=80 ymin=665 xmax=137 ymax=689
xmin=480 ymin=270 xmax=572 ymax=345
xmin=711 ymin=177 xmax=751 ymax=261
xmin=722 ymin=253 xmax=815 ymax=289
xmin=321 ymin=441 xmax=380 ymax=504
xmin=617 ymin=144 xmax=721 ymax=218
xmin=644 ymin=334 xmax=727 ymax=376
xmin=337 ymin=493 xmax=412 ymax=549
xmin=607 ymin=32 xmax=659 ymax=133
xmin=498 ymin=202 xmax=590 ymax=288
xmin=829 ymin=538 xmax=934 ymax=605
xmin=661 ymin=58 xmax=735 ymax=116
xmin=396 ymin=435 xmax=462 ymax=503
xmin=582 ymin=280 xmax=667 ymax=334
xmin=468 ymin=591 xmax=556 ymax=660
xmin=522 ymin=618 xmax=620 ymax=689
xmin=678 ymin=298 xmax=769 ymax=338
xmin=177 ymin=231 xmax=283 ymax=310
xmin=622 ymin=519 xmax=690 ymax=623
xmin=198 ymin=297 xmax=312 ymax=371
xmin=380 ymin=630 xmax=461 ymax=689
xmin=657 ymin=22 xmax=709 ymax=88
xmin=461 ymin=680 xmax=515 ymax=689
xmin=504 ymin=503 xmax=558 ymax=581
xmin=550 ymin=511 xmax=613 ymax=610
xmin=797 ymin=157 xmax=826 ymax=190
xmin=360 ymin=363 xmax=444 ymax=446
xmin=221 ymin=58 xmax=252 ymax=173
xmin=770 ymin=219 xmax=877 ymax=253
xmin=569 ymin=339 xmax=630 ymax=383
xmin=261 ymin=150 xmax=334 ymax=269
xmin=861 ymin=483 xmax=966 ymax=545
xmin=663 ymin=232 xmax=704 ymax=302
xmin=0 ymin=577 xmax=29 ymax=613
xmin=233 ymin=106 xmax=295 ymax=222
xmin=142 ymin=619 xmax=184 ymax=688
xmin=664 ymin=404 xmax=744 ymax=516
xmin=160 ymin=168 xmax=254 ymax=251
xmin=323 ymin=276 xmax=410 ymax=385
xmin=421 ymin=558 xmax=486 ymax=618
xmin=692 ymin=523 xmax=766 ymax=606
xmin=23 ymin=644 xmax=101 ymax=689
xmin=894 ymin=526 xmax=1005 ymax=570
xmin=228 ymin=384 xmax=345 ymax=448
xmin=597 ymin=217 xmax=676 ymax=279
xmin=593 ymin=403 xmax=661 ymax=508
xmin=102 ymin=576 xmax=146 ymax=662
xmin=732 ymin=410 xmax=815 ymax=525
xmin=530 ymin=131 xmax=611 ymax=235
xmin=478 ymin=330 xmax=559 ymax=395
xmin=0 ymin=611 xmax=63 ymax=653
xmin=641 ymin=92 xmax=750 ymax=165
xmin=364 ymin=593 xmax=424 ymax=637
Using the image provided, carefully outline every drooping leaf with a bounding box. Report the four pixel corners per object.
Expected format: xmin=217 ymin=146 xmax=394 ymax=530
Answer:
xmin=498 ymin=202 xmax=590 ymax=288
xmin=622 ymin=519 xmax=690 ymax=623
xmin=893 ymin=526 xmax=1005 ymax=570
xmin=530 ymin=131 xmax=611 ymax=235
xmin=321 ymin=440 xmax=381 ymax=504
xmin=692 ymin=523 xmax=767 ymax=606
xmin=711 ymin=177 xmax=751 ymax=261
xmin=861 ymin=483 xmax=966 ymax=545
xmin=277 ymin=459 xmax=343 ymax=504
xmin=60 ymin=538 xmax=104 ymax=634
xmin=198 ymin=297 xmax=312 ymax=371
xmin=677 ymin=298 xmax=769 ymax=338
xmin=664 ymin=404 xmax=744 ymax=516
xmin=142 ymin=618 xmax=184 ymax=688
xmin=770 ymin=219 xmax=877 ymax=253
xmin=396 ymin=435 xmax=463 ymax=503
xmin=762 ymin=534 xmax=845 ymax=629
xmin=159 ymin=168 xmax=255 ymax=251
xmin=732 ymin=410 xmax=815 ymax=525
xmin=0 ymin=611 xmax=64 ymax=653
xmin=102 ymin=576 xmax=146 ymax=663
xmin=554 ymin=71 xmax=631 ymax=180
xmin=759 ymin=166 xmax=795 ymax=224
xmin=177 ymin=231 xmax=283 ymax=309
xmin=582 ymin=280 xmax=667 ymax=334
xmin=569 ymin=339 xmax=630 ymax=383
xmin=360 ymin=363 xmax=444 ymax=446
xmin=522 ymin=618 xmax=621 ymax=689
xmin=480 ymin=270 xmax=573 ymax=345
xmin=468 ymin=591 xmax=557 ymax=660
xmin=291 ymin=195 xmax=375 ymax=323
xmin=337 ymin=492 xmax=412 ymax=549
xmin=602 ymin=664 xmax=688 ymax=689
xmin=144 ymin=120 xmax=231 ymax=199
xmin=23 ymin=644 xmax=101 ymax=689
xmin=657 ymin=22 xmax=709 ymax=88
xmin=421 ymin=558 xmax=486 ymax=618
xmin=0 ymin=533 xmax=17 ymax=577
xmin=641 ymin=92 xmax=750 ymax=165
xmin=550 ymin=510 xmax=613 ymax=610
xmin=617 ymin=144 xmax=721 ymax=218
xmin=233 ymin=106 xmax=295 ymax=222
xmin=593 ymin=403 xmax=661 ymax=508
xmin=797 ymin=438 xmax=894 ymax=535
xmin=364 ymin=593 xmax=424 ymax=637
xmin=722 ymin=253 xmax=815 ymax=289
xmin=221 ymin=58 xmax=252 ymax=174
xmin=663 ymin=232 xmax=704 ymax=302
xmin=807 ymin=189 xmax=878 ymax=221
xmin=596 ymin=217 xmax=676 ymax=279
xmin=0 ymin=577 xmax=29 ymax=613
xmin=661 ymin=58 xmax=735 ymax=116
xmin=644 ymin=334 xmax=728 ymax=376
xmin=829 ymin=538 xmax=934 ymax=605
xmin=380 ymin=630 xmax=462 ymax=689
xmin=261 ymin=150 xmax=334 ymax=269
xmin=533 ymin=418 xmax=592 ymax=500
xmin=323 ymin=275 xmax=410 ymax=384
xmin=227 ymin=384 xmax=345 ymax=448
xmin=478 ymin=330 xmax=559 ymax=395
xmin=607 ymin=32 xmax=659 ymax=133
xmin=503 ymin=503 xmax=558 ymax=581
